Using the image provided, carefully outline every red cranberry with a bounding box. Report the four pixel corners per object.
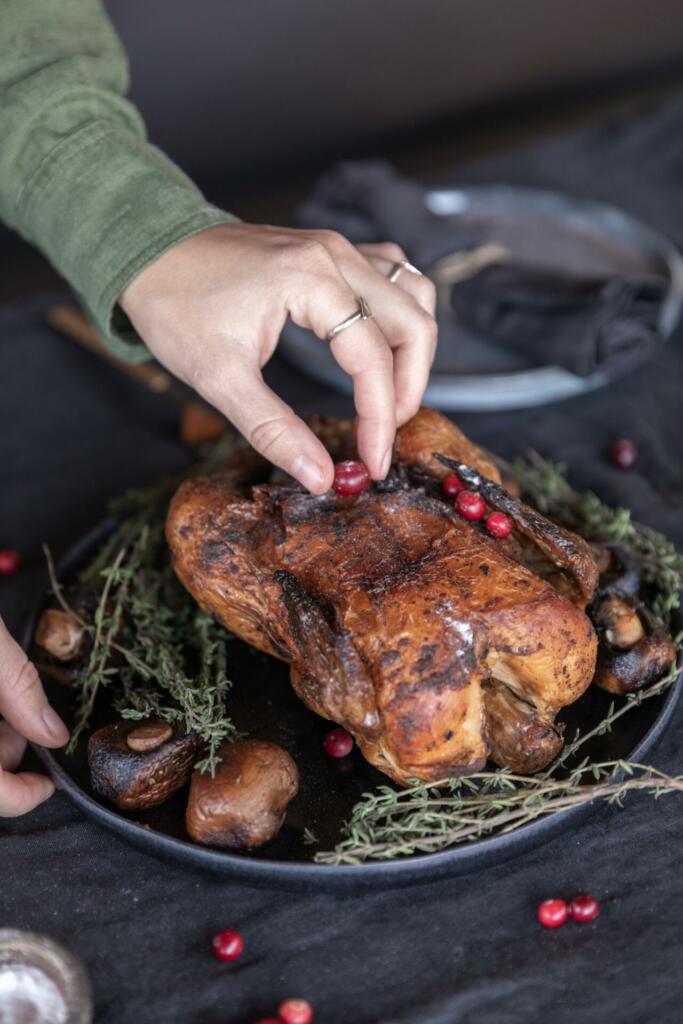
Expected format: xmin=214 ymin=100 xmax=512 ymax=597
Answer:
xmin=279 ymin=1000 xmax=313 ymax=1024
xmin=455 ymin=490 xmax=486 ymax=522
xmin=323 ymin=727 xmax=354 ymax=758
xmin=442 ymin=473 xmax=465 ymax=498
xmin=333 ymin=460 xmax=370 ymax=497
xmin=610 ymin=439 xmax=638 ymax=469
xmin=212 ymin=929 xmax=244 ymax=962
xmin=0 ymin=550 xmax=20 ymax=575
xmin=485 ymin=512 xmax=513 ymax=538
xmin=569 ymin=893 xmax=600 ymax=922
xmin=537 ymin=898 xmax=568 ymax=929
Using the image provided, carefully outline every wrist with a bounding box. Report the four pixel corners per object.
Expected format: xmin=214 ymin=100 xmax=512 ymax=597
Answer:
xmin=118 ymin=244 xmax=171 ymax=321
xmin=119 ymin=220 xmax=240 ymax=321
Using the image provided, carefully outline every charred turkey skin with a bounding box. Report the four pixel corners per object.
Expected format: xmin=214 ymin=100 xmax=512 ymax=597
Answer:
xmin=166 ymin=410 xmax=598 ymax=784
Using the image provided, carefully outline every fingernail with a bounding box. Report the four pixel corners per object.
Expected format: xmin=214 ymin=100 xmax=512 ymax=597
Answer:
xmin=380 ymin=446 xmax=393 ymax=478
xmin=292 ymin=455 xmax=327 ymax=493
xmin=42 ymin=706 xmax=68 ymax=744
xmin=40 ymin=777 xmax=56 ymax=801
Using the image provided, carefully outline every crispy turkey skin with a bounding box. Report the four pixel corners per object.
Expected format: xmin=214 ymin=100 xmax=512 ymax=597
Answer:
xmin=166 ymin=409 xmax=598 ymax=784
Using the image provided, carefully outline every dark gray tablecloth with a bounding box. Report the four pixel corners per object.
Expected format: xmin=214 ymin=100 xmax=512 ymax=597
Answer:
xmin=2 ymin=100 xmax=683 ymax=1024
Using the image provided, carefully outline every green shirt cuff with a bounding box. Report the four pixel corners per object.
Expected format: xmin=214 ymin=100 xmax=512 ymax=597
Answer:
xmin=14 ymin=118 xmax=238 ymax=361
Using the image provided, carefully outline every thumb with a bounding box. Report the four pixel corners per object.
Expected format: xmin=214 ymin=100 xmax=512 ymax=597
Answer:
xmin=0 ymin=769 xmax=55 ymax=818
xmin=0 ymin=618 xmax=69 ymax=748
xmin=0 ymin=720 xmax=27 ymax=771
xmin=218 ymin=369 xmax=335 ymax=494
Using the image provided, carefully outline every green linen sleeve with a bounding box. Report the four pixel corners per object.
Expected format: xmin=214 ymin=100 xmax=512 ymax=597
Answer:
xmin=0 ymin=0 xmax=238 ymax=361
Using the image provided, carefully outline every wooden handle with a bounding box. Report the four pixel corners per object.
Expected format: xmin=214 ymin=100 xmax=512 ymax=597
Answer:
xmin=45 ymin=304 xmax=173 ymax=394
xmin=46 ymin=302 xmax=228 ymax=445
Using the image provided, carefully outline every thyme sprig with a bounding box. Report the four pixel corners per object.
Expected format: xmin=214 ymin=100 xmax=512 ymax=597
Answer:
xmin=513 ymin=452 xmax=683 ymax=624
xmin=68 ymin=543 xmax=131 ymax=751
xmin=314 ymin=759 xmax=683 ymax=866
xmin=47 ymin=470 xmax=239 ymax=773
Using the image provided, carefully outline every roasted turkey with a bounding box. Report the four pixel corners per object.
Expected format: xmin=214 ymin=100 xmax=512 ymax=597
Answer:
xmin=166 ymin=409 xmax=599 ymax=784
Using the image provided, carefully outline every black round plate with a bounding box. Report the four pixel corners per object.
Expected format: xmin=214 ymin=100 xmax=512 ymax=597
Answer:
xmin=26 ymin=520 xmax=682 ymax=892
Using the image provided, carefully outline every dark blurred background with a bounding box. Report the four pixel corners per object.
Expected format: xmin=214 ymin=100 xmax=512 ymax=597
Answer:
xmin=4 ymin=0 xmax=683 ymax=302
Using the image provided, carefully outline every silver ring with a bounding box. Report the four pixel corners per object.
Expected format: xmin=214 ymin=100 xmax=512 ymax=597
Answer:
xmin=388 ymin=259 xmax=422 ymax=284
xmin=326 ymin=296 xmax=373 ymax=341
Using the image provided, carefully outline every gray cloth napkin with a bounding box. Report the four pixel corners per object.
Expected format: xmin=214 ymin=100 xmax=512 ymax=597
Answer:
xmin=298 ymin=160 xmax=666 ymax=377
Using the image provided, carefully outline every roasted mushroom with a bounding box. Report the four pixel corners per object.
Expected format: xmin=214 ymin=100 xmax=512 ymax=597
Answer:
xmin=592 ymin=595 xmax=645 ymax=649
xmin=34 ymin=662 xmax=81 ymax=688
xmin=595 ymin=544 xmax=641 ymax=600
xmin=591 ymin=596 xmax=676 ymax=695
xmin=88 ymin=719 xmax=199 ymax=810
xmin=35 ymin=608 xmax=85 ymax=661
xmin=186 ymin=739 xmax=299 ymax=850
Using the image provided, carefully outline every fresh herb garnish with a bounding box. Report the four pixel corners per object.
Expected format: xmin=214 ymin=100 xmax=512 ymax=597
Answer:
xmin=46 ymin=451 xmax=242 ymax=775
xmin=513 ymin=452 xmax=683 ymax=624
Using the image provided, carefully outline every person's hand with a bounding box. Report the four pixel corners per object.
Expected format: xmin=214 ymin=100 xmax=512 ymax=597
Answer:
xmin=120 ymin=224 xmax=437 ymax=492
xmin=0 ymin=616 xmax=69 ymax=816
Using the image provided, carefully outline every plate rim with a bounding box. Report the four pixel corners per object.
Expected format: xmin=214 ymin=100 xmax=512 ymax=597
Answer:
xmin=281 ymin=183 xmax=683 ymax=412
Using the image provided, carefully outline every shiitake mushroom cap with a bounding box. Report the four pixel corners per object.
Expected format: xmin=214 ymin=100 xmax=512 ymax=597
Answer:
xmin=88 ymin=719 xmax=199 ymax=811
